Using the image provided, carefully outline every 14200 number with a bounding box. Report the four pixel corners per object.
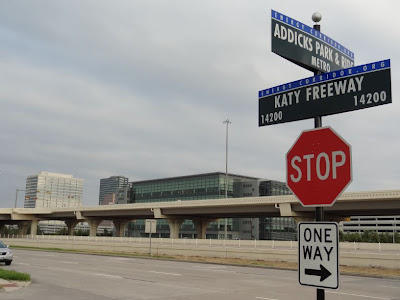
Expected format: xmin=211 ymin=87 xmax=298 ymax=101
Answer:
xmin=354 ymin=91 xmax=387 ymax=106
xmin=261 ymin=111 xmax=283 ymax=124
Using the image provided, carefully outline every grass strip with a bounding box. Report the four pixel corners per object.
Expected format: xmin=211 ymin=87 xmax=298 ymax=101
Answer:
xmin=0 ymin=268 xmax=31 ymax=281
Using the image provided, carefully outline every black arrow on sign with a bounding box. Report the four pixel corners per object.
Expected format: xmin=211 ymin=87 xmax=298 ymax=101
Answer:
xmin=305 ymin=264 xmax=332 ymax=282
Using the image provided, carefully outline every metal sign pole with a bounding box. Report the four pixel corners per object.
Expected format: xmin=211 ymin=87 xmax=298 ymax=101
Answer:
xmin=313 ymin=12 xmax=325 ymax=300
xmin=149 ymin=223 xmax=152 ymax=256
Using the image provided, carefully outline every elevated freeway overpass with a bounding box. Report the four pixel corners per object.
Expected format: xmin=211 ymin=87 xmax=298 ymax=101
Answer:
xmin=1 ymin=189 xmax=399 ymax=238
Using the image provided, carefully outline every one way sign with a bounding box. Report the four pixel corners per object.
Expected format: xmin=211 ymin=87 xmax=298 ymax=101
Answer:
xmin=298 ymin=222 xmax=339 ymax=289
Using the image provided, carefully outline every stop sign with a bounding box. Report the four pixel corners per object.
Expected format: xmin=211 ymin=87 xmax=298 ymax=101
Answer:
xmin=286 ymin=127 xmax=352 ymax=206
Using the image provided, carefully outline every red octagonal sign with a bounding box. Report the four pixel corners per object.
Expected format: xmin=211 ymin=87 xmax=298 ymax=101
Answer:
xmin=286 ymin=127 xmax=352 ymax=206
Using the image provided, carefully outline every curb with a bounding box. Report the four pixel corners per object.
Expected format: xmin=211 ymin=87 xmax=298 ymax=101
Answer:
xmin=0 ymin=279 xmax=31 ymax=293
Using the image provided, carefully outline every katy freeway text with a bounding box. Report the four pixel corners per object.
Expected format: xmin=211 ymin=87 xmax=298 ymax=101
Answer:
xmin=258 ymin=60 xmax=391 ymax=126
xmin=274 ymin=75 xmax=363 ymax=108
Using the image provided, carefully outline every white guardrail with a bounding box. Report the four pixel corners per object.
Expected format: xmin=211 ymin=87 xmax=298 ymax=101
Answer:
xmin=2 ymin=235 xmax=400 ymax=269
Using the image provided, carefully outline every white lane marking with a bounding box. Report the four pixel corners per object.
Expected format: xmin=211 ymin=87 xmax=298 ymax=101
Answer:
xmin=107 ymin=257 xmax=135 ymax=262
xmin=14 ymin=262 xmax=31 ymax=266
xmin=212 ymin=269 xmax=236 ymax=273
xmin=58 ymin=261 xmax=79 ymax=264
xmin=327 ymin=291 xmax=390 ymax=299
xmin=379 ymin=285 xmax=399 ymax=289
xmin=94 ymin=273 xmax=123 ymax=279
xmin=255 ymin=297 xmax=279 ymax=300
xmin=149 ymin=271 xmax=181 ymax=276
xmin=194 ymin=266 xmax=227 ymax=269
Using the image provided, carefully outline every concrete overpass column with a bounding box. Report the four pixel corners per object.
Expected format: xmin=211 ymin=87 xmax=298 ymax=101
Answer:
xmin=193 ymin=219 xmax=215 ymax=239
xmin=166 ymin=219 xmax=184 ymax=239
xmin=30 ymin=219 xmax=39 ymax=235
xmin=87 ymin=220 xmax=102 ymax=237
xmin=18 ymin=222 xmax=29 ymax=236
xmin=65 ymin=220 xmax=79 ymax=236
xmin=113 ymin=220 xmax=130 ymax=237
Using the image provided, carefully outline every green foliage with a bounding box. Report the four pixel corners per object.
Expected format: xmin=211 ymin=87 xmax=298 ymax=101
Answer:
xmin=2 ymin=226 xmax=18 ymax=235
xmin=340 ymin=230 xmax=400 ymax=243
xmin=74 ymin=229 xmax=89 ymax=236
xmin=0 ymin=268 xmax=31 ymax=281
xmin=56 ymin=228 xmax=68 ymax=235
xmin=99 ymin=228 xmax=113 ymax=236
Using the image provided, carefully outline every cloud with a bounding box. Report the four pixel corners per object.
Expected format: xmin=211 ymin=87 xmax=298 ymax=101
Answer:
xmin=1 ymin=1 xmax=399 ymax=207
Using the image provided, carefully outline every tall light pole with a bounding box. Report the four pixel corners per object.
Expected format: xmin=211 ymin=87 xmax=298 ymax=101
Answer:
xmin=15 ymin=188 xmax=26 ymax=208
xmin=223 ymin=119 xmax=231 ymax=239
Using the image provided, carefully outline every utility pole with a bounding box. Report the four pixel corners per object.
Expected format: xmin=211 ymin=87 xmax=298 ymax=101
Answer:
xmin=223 ymin=119 xmax=231 ymax=240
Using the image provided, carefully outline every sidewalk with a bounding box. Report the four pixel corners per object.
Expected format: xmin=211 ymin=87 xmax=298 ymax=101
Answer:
xmin=0 ymin=278 xmax=31 ymax=293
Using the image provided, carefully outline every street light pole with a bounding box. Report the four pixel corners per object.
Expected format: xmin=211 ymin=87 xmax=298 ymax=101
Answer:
xmin=223 ymin=119 xmax=231 ymax=240
xmin=15 ymin=188 xmax=26 ymax=208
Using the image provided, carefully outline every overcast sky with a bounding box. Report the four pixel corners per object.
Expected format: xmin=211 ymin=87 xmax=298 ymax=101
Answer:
xmin=1 ymin=1 xmax=399 ymax=207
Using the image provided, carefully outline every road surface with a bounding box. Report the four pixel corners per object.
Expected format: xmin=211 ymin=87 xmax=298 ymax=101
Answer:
xmin=1 ymin=249 xmax=399 ymax=300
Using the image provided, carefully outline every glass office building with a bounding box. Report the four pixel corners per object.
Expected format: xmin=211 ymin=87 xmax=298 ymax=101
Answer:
xmin=129 ymin=173 xmax=258 ymax=239
xmin=99 ymin=176 xmax=129 ymax=205
xmin=125 ymin=173 xmax=295 ymax=240
xmin=233 ymin=179 xmax=295 ymax=240
xmin=132 ymin=172 xmax=254 ymax=203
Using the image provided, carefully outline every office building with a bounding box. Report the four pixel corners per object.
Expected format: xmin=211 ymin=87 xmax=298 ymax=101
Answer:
xmin=115 ymin=184 xmax=132 ymax=204
xmin=128 ymin=172 xmax=257 ymax=239
xmin=341 ymin=216 xmax=400 ymax=233
xmin=124 ymin=172 xmax=294 ymax=240
xmin=24 ymin=172 xmax=84 ymax=234
xmin=233 ymin=179 xmax=295 ymax=240
xmin=99 ymin=176 xmax=129 ymax=205
xmin=24 ymin=172 xmax=83 ymax=208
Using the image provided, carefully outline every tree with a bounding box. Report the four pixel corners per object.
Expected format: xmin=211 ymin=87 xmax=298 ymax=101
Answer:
xmin=339 ymin=230 xmax=399 ymax=243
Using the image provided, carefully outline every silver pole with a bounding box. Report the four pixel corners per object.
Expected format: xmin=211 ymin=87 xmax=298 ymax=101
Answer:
xmin=223 ymin=119 xmax=231 ymax=239
xmin=149 ymin=223 xmax=152 ymax=256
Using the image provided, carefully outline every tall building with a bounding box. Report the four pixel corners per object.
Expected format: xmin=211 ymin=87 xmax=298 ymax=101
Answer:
xmin=115 ymin=184 xmax=132 ymax=204
xmin=24 ymin=172 xmax=84 ymax=234
xmin=98 ymin=176 xmax=129 ymax=205
xmin=24 ymin=172 xmax=83 ymax=208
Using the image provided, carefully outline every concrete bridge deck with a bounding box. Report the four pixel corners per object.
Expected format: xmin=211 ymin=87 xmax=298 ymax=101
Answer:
xmin=1 ymin=189 xmax=399 ymax=238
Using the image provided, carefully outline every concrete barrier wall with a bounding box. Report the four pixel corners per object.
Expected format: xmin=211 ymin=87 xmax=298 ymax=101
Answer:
xmin=2 ymin=236 xmax=399 ymax=269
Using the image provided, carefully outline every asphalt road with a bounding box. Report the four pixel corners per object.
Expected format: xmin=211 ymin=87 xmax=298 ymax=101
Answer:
xmin=1 ymin=249 xmax=399 ymax=300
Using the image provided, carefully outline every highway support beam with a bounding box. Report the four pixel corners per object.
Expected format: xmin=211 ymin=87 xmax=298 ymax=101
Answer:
xmin=166 ymin=219 xmax=184 ymax=239
xmin=0 ymin=224 xmax=5 ymax=236
xmin=113 ymin=220 xmax=130 ymax=237
xmin=193 ymin=219 xmax=215 ymax=239
xmin=30 ymin=219 xmax=39 ymax=236
xmin=65 ymin=220 xmax=79 ymax=236
xmin=87 ymin=220 xmax=102 ymax=237
xmin=18 ymin=222 xmax=29 ymax=236
xmin=152 ymin=208 xmax=184 ymax=239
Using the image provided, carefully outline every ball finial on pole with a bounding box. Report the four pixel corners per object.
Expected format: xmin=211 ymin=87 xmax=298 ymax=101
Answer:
xmin=312 ymin=12 xmax=322 ymax=23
